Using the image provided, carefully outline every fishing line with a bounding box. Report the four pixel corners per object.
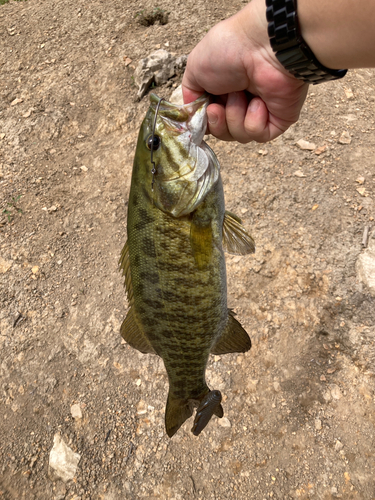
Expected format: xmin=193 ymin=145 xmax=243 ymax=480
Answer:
xmin=150 ymin=97 xmax=165 ymax=191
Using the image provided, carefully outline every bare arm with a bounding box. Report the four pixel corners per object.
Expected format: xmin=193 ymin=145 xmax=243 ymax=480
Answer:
xmin=182 ymin=0 xmax=375 ymax=143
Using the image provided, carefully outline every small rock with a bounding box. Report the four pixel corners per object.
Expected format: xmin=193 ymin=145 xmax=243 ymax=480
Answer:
xmin=10 ymin=97 xmax=23 ymax=106
xmin=218 ymin=417 xmax=231 ymax=428
xmin=334 ymin=440 xmax=344 ymax=452
xmin=356 ymin=238 xmax=375 ymax=296
xmin=273 ymin=381 xmax=281 ymax=392
xmin=49 ymin=433 xmax=80 ymax=482
xmin=293 ymin=170 xmax=306 ymax=177
xmin=70 ymin=404 xmax=82 ymax=419
xmin=0 ymin=133 xmax=5 ymax=140
xmin=314 ymin=145 xmax=328 ymax=155
xmin=344 ymin=88 xmax=354 ymax=100
xmin=356 ymin=187 xmax=366 ymax=197
xmin=0 ymin=257 xmax=12 ymax=274
xmin=134 ymin=50 xmax=187 ymax=100
xmin=315 ymin=418 xmax=322 ymax=430
xmin=31 ymin=266 xmax=39 ymax=274
xmin=48 ymin=205 xmax=58 ymax=212
xmin=330 ymin=384 xmax=342 ymax=400
xmin=80 ymin=165 xmax=88 ymax=172
xmin=338 ymin=131 xmax=351 ymax=145
xmin=356 ymin=176 xmax=365 ymax=184
xmin=123 ymin=57 xmax=132 ymax=66
xmin=169 ymin=84 xmax=183 ymax=105
xmin=258 ymin=149 xmax=268 ymax=156
xmin=136 ymin=400 xmax=147 ymax=415
xmin=296 ymin=139 xmax=316 ymax=150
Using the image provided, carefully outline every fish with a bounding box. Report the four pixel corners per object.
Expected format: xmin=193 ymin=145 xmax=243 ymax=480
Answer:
xmin=119 ymin=93 xmax=255 ymax=438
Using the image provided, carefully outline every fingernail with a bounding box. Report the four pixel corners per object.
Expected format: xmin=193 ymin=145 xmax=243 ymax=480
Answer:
xmin=249 ymin=98 xmax=260 ymax=113
xmin=208 ymin=112 xmax=218 ymax=125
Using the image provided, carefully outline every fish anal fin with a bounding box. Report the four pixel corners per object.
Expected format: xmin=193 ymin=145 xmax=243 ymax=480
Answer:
xmin=211 ymin=309 xmax=251 ymax=354
xmin=190 ymin=216 xmax=213 ymax=269
xmin=223 ymin=210 xmax=255 ymax=255
xmin=121 ymin=307 xmax=156 ymax=355
xmin=118 ymin=241 xmax=134 ymax=303
xmin=165 ymin=393 xmax=193 ymax=438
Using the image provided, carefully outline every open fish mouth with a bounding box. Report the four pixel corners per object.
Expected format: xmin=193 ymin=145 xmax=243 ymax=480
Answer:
xmin=149 ymin=93 xmax=209 ymax=147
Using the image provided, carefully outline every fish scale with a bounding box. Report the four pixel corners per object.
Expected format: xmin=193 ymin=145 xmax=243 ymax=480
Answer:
xmin=119 ymin=94 xmax=255 ymax=437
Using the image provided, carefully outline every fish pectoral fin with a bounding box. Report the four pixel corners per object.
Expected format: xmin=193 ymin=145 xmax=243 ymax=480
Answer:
xmin=165 ymin=393 xmax=193 ymax=438
xmin=222 ymin=210 xmax=255 ymax=255
xmin=118 ymin=241 xmax=134 ymax=304
xmin=190 ymin=215 xmax=213 ymax=269
xmin=121 ymin=307 xmax=156 ymax=355
xmin=211 ymin=309 xmax=251 ymax=354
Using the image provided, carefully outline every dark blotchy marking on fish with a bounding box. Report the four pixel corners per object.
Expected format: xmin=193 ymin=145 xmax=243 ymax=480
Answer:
xmin=119 ymin=93 xmax=254 ymax=438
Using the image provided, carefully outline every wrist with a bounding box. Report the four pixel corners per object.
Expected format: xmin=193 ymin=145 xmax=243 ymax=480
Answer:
xmin=265 ymin=0 xmax=347 ymax=84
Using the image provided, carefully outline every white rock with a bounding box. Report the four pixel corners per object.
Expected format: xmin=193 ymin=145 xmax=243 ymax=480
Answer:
xmin=0 ymin=257 xmax=12 ymax=274
xmin=315 ymin=418 xmax=322 ymax=430
xmin=134 ymin=50 xmax=187 ymax=100
xmin=330 ymin=384 xmax=343 ymax=400
xmin=356 ymin=238 xmax=375 ymax=296
xmin=334 ymin=440 xmax=343 ymax=451
xmin=70 ymin=403 xmax=82 ymax=419
xmin=218 ymin=417 xmax=231 ymax=428
xmin=49 ymin=433 xmax=80 ymax=482
xmin=169 ymin=84 xmax=183 ymax=105
xmin=338 ymin=131 xmax=351 ymax=144
xmin=296 ymin=139 xmax=316 ymax=150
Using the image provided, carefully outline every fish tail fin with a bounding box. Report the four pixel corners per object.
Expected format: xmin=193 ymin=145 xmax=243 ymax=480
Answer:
xmin=165 ymin=393 xmax=193 ymax=438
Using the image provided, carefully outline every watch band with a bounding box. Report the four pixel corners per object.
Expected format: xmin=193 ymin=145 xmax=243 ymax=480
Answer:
xmin=266 ymin=0 xmax=347 ymax=84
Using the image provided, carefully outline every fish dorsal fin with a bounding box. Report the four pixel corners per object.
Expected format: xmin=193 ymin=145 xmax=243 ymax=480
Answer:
xmin=121 ymin=307 xmax=156 ymax=355
xmin=223 ymin=211 xmax=255 ymax=255
xmin=211 ymin=309 xmax=251 ymax=354
xmin=190 ymin=213 xmax=213 ymax=269
xmin=118 ymin=241 xmax=133 ymax=304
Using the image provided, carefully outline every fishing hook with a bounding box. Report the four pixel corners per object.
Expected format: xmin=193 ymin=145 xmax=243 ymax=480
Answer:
xmin=150 ymin=97 xmax=165 ymax=191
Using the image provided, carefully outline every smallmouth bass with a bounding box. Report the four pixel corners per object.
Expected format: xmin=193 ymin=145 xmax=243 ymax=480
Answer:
xmin=119 ymin=94 xmax=255 ymax=437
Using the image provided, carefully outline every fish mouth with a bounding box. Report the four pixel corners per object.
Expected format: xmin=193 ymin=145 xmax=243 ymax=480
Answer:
xmin=149 ymin=93 xmax=209 ymax=146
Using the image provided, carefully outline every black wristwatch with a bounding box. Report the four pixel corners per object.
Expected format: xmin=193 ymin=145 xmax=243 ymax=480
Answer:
xmin=266 ymin=0 xmax=347 ymax=84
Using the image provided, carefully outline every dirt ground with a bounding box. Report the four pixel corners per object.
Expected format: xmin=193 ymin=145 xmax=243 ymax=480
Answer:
xmin=1 ymin=0 xmax=375 ymax=498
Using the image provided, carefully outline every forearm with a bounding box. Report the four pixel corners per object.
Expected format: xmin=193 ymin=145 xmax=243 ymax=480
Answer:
xmin=298 ymin=0 xmax=375 ymax=69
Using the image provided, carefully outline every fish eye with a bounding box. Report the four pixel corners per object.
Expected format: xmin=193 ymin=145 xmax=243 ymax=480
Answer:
xmin=146 ymin=134 xmax=161 ymax=151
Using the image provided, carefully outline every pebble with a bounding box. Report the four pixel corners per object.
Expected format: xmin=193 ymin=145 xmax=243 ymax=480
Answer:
xmin=338 ymin=131 xmax=351 ymax=145
xmin=49 ymin=433 xmax=81 ymax=482
xmin=0 ymin=256 xmax=12 ymax=274
xmin=334 ymin=440 xmax=343 ymax=452
xmin=70 ymin=403 xmax=82 ymax=419
xmin=330 ymin=385 xmax=343 ymax=400
xmin=315 ymin=418 xmax=322 ymax=430
xmin=356 ymin=238 xmax=375 ymax=296
xmin=296 ymin=139 xmax=316 ymax=150
xmin=218 ymin=417 xmax=231 ymax=428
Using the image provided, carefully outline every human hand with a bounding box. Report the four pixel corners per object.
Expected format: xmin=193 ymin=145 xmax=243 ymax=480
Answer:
xmin=182 ymin=0 xmax=309 ymax=143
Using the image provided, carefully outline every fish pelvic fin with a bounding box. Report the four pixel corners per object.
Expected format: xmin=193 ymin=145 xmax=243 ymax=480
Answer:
xmin=211 ymin=309 xmax=251 ymax=354
xmin=121 ymin=307 xmax=156 ymax=355
xmin=165 ymin=393 xmax=193 ymax=438
xmin=223 ymin=210 xmax=255 ymax=255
